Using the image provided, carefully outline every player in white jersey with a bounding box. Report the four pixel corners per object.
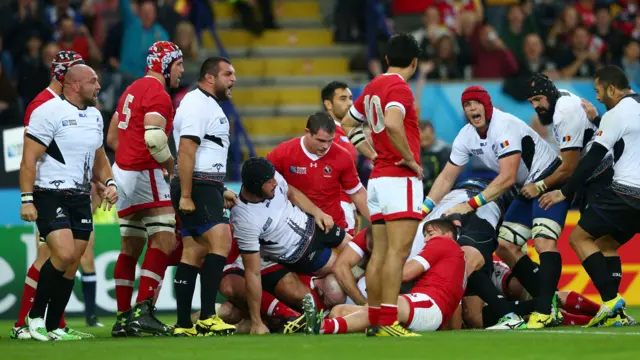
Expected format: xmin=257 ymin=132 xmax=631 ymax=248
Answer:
xmin=19 ymin=65 xmax=118 ymax=341
xmin=541 ymin=66 xmax=640 ymax=327
xmin=231 ymin=157 xmax=344 ymax=334
xmin=170 ymin=57 xmax=237 ymax=337
xmin=423 ymin=86 xmax=563 ymax=329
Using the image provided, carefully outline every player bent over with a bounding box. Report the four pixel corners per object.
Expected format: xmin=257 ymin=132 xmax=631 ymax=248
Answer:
xmin=110 ymin=41 xmax=184 ymax=337
xmin=20 ymin=65 xmax=117 ymax=341
xmin=304 ymin=219 xmax=465 ymax=335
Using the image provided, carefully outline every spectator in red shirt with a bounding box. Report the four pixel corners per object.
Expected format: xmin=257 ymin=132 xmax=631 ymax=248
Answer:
xmin=575 ymin=0 xmax=596 ymax=28
xmin=57 ymin=15 xmax=89 ymax=61
xmin=470 ymin=24 xmax=519 ymax=79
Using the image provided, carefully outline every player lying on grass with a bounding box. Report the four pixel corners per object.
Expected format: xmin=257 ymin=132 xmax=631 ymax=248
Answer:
xmin=303 ymin=218 xmax=466 ymax=335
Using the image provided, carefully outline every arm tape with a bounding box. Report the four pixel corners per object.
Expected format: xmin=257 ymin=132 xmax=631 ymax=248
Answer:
xmin=144 ymin=126 xmax=171 ymax=163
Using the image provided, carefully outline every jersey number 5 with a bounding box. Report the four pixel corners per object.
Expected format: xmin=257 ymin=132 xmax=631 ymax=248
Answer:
xmin=118 ymin=94 xmax=134 ymax=130
xmin=364 ymin=95 xmax=385 ymax=134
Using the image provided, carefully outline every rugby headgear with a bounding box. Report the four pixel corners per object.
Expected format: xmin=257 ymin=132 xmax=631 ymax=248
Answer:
xmin=51 ymin=51 xmax=84 ymax=83
xmin=241 ymin=157 xmax=276 ymax=197
xmin=528 ymin=73 xmax=560 ymax=125
xmin=461 ymin=85 xmax=493 ymax=122
xmin=146 ymin=41 xmax=183 ymax=82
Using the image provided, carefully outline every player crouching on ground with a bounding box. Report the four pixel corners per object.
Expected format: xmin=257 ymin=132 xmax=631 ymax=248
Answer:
xmin=303 ymin=219 xmax=465 ymax=335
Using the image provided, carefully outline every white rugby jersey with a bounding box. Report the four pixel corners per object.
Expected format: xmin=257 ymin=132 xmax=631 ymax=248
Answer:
xmin=427 ymin=188 xmax=501 ymax=229
xmin=594 ymin=94 xmax=640 ymax=190
xmin=450 ymin=108 xmax=558 ymax=185
xmin=552 ymin=90 xmax=598 ymax=153
xmin=230 ymin=172 xmax=314 ymax=264
xmin=173 ymin=88 xmax=230 ymax=181
xmin=26 ymin=95 xmax=104 ymax=192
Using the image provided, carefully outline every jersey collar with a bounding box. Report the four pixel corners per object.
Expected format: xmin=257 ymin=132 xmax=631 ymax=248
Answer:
xmin=60 ymin=94 xmax=87 ymax=110
xmin=197 ymin=86 xmax=221 ymax=104
xmin=300 ymin=136 xmax=329 ymax=161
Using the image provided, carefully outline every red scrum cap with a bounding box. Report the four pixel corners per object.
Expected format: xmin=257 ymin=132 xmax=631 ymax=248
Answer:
xmin=51 ymin=51 xmax=85 ymax=83
xmin=146 ymin=41 xmax=183 ymax=82
xmin=461 ymin=85 xmax=493 ymax=121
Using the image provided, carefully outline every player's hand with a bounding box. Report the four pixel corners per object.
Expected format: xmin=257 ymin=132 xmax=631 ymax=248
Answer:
xmin=250 ymin=321 xmax=270 ymax=335
xmin=444 ymin=202 xmax=474 ymax=216
xmin=314 ymin=211 xmax=334 ymax=233
xmin=179 ymin=197 xmax=196 ymax=213
xmin=102 ymin=185 xmax=119 ymax=211
xmin=539 ymin=190 xmax=566 ymax=210
xmin=520 ymin=183 xmax=541 ymax=199
xmin=395 ymin=158 xmax=424 ymax=180
xmin=581 ymin=98 xmax=599 ymax=122
xmin=223 ymin=189 xmax=239 ymax=209
xmin=20 ymin=203 xmax=38 ymax=222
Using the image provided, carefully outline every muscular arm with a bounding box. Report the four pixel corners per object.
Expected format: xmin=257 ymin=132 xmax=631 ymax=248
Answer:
xmin=177 ymin=137 xmax=199 ymax=199
xmin=539 ymin=149 xmax=580 ymax=189
xmin=332 ymin=247 xmax=367 ymax=305
xmin=106 ymin=112 xmax=119 ymax=151
xmin=143 ymin=113 xmax=174 ymax=173
xmin=241 ymin=252 xmax=264 ymax=326
xmin=20 ymin=136 xmax=47 ymax=193
xmin=477 ymin=153 xmax=520 ymax=203
xmin=427 ymin=162 xmax=464 ymax=203
xmin=348 ymin=187 xmax=370 ymax=222
xmin=287 ymin=184 xmax=324 ymax=218
xmin=384 ymin=107 xmax=414 ymax=162
xmin=92 ymin=147 xmax=114 ymax=184
xmin=342 ymin=114 xmax=377 ymax=161
xmin=402 ymin=259 xmax=426 ymax=282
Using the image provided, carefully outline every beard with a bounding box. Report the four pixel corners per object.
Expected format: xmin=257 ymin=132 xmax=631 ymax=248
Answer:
xmin=215 ymin=86 xmax=231 ymax=101
xmin=535 ymin=106 xmax=554 ymax=125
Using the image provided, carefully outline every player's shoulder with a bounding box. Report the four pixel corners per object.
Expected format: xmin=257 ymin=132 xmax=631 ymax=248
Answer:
xmin=455 ymin=123 xmax=476 ymax=139
xmin=34 ymin=95 xmax=65 ymax=114
xmin=554 ymin=90 xmax=581 ymax=113
xmin=273 ymin=137 xmax=300 ymax=153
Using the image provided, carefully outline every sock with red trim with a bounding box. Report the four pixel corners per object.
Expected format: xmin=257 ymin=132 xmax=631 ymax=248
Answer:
xmin=563 ymin=290 xmax=601 ymax=316
xmin=379 ymin=304 xmax=398 ymax=326
xmin=136 ymin=248 xmax=168 ymax=303
xmin=15 ymin=265 xmax=39 ymax=327
xmin=114 ymin=253 xmax=138 ymax=312
xmin=561 ymin=310 xmax=592 ymax=326
xmin=321 ymin=317 xmax=348 ymax=334
xmin=260 ymin=291 xmax=300 ymax=318
xmin=368 ymin=306 xmax=380 ymax=327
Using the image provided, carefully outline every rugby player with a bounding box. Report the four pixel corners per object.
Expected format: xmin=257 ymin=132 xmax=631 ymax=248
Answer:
xmin=340 ymin=33 xmax=424 ymax=336
xmin=110 ymin=41 xmax=184 ymax=337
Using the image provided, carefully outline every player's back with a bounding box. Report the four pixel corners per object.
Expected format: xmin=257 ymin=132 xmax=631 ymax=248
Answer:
xmin=24 ymin=88 xmax=57 ymax=126
xmin=115 ymin=76 xmax=174 ymax=171
xmin=351 ymin=73 xmax=420 ymax=178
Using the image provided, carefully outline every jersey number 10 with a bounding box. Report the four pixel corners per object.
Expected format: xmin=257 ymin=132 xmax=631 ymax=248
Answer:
xmin=364 ymin=95 xmax=386 ymax=134
xmin=118 ymin=94 xmax=135 ymax=130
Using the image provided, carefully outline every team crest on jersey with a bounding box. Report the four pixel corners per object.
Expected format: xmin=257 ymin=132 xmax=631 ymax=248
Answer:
xmin=289 ymin=166 xmax=306 ymax=175
xmin=323 ymin=165 xmax=332 ymax=177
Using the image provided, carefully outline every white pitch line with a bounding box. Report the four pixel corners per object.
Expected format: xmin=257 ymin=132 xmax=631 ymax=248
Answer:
xmin=516 ymin=329 xmax=640 ymax=336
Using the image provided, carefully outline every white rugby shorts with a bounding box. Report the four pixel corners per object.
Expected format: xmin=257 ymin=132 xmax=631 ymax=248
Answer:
xmin=112 ymin=163 xmax=172 ymax=218
xmin=368 ymin=177 xmax=423 ymax=222
xmin=401 ymin=292 xmax=443 ymax=332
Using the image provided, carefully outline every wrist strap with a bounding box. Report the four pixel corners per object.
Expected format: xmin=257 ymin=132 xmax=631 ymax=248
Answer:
xmin=21 ymin=192 xmax=33 ymax=204
xmin=422 ymin=197 xmax=436 ymax=215
xmin=535 ymin=180 xmax=547 ymax=193
xmin=467 ymin=193 xmax=487 ymax=210
xmin=105 ymin=178 xmax=117 ymax=189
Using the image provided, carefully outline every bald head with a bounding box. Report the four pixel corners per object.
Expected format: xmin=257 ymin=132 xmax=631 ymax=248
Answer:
xmin=63 ymin=64 xmax=101 ymax=107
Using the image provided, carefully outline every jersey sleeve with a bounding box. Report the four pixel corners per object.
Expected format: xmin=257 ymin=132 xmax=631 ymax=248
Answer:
xmin=413 ymin=238 xmax=450 ymax=271
xmin=385 ymin=82 xmax=414 ymax=119
xmin=339 ymin=155 xmax=362 ymax=195
xmin=143 ymin=90 xmax=173 ymax=123
xmin=594 ymin=112 xmax=624 ymax=151
xmin=265 ymin=143 xmax=287 ymax=174
xmin=176 ymin=103 xmax=205 ymax=144
xmin=230 ymin=211 xmax=262 ymax=253
xmin=348 ymin=94 xmax=366 ymax=123
xmin=554 ymin=108 xmax=586 ymax=151
xmin=274 ymin=171 xmax=289 ymax=195
xmin=449 ymin=133 xmax=470 ymax=166
xmin=26 ymin=106 xmax=57 ymax=147
xmin=347 ymin=230 xmax=368 ymax=258
xmin=494 ymin=124 xmax=523 ymax=159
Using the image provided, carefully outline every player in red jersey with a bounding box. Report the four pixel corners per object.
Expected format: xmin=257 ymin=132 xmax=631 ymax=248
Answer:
xmin=340 ymin=33 xmax=424 ymax=336
xmin=321 ymin=81 xmax=363 ymax=234
xmin=266 ymin=112 xmax=369 ymax=232
xmin=303 ymin=219 xmax=466 ymax=335
xmin=110 ymin=41 xmax=184 ymax=337
xmin=11 ymin=51 xmax=100 ymax=340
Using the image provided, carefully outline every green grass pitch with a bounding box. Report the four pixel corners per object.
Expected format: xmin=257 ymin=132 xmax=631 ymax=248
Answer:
xmin=3 ymin=310 xmax=640 ymax=360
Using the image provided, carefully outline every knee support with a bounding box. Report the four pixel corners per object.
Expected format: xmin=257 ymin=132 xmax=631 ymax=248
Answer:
xmin=142 ymin=213 xmax=176 ymax=236
xmin=498 ymin=222 xmax=531 ymax=247
xmin=119 ymin=219 xmax=147 ymax=238
xmin=532 ymin=218 xmax=562 ymax=241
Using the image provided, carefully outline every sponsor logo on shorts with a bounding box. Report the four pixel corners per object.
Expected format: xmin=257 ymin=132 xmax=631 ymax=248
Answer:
xmin=56 ymin=207 xmax=65 ymax=218
xmin=81 ymin=219 xmax=92 ymax=224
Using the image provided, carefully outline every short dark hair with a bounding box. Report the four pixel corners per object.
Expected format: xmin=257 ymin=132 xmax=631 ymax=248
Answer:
xmin=198 ymin=56 xmax=231 ymax=81
xmin=386 ymin=33 xmax=421 ymax=68
xmin=423 ymin=219 xmax=458 ymax=239
xmin=595 ymin=65 xmax=631 ymax=91
xmin=419 ymin=120 xmax=434 ymax=131
xmin=321 ymin=81 xmax=349 ymax=104
xmin=306 ymin=111 xmax=336 ymax=135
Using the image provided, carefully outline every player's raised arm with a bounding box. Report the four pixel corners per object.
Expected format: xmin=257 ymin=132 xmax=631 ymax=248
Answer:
xmin=332 ymin=229 xmax=370 ymax=305
xmin=144 ymin=112 xmax=174 ymax=174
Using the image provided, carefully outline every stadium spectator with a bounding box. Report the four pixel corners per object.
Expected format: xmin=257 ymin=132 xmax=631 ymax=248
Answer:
xmin=528 ymin=0 xmax=561 ymax=40
xmin=500 ymin=4 xmax=538 ymax=62
xmin=418 ymin=120 xmax=451 ymax=196
xmin=118 ymin=0 xmax=169 ymax=82
xmin=555 ymin=25 xmax=600 ymax=78
xmin=455 ymin=10 xmax=480 ymax=79
xmin=591 ymin=4 xmax=624 ymax=65
xmin=615 ymin=0 xmax=639 ymax=36
xmin=469 ymin=24 xmax=519 ymax=79
xmin=503 ymin=33 xmax=558 ymax=101
xmin=45 ymin=0 xmax=87 ymax=36
xmin=617 ymin=38 xmax=640 ymax=86
xmin=421 ymin=33 xmax=464 ymax=81
xmin=57 ymin=16 xmax=91 ymax=61
xmin=546 ymin=6 xmax=581 ymax=55
xmin=1 ymin=0 xmax=51 ymax=60
xmin=412 ymin=5 xmax=451 ymax=61
xmin=174 ymin=21 xmax=199 ymax=67
xmin=0 ymin=63 xmax=20 ymax=126
xmin=232 ymin=0 xmax=279 ymax=36
xmin=156 ymin=0 xmax=182 ymax=40
xmin=17 ymin=33 xmax=52 ymax=108
xmin=575 ymin=0 xmax=596 ymax=28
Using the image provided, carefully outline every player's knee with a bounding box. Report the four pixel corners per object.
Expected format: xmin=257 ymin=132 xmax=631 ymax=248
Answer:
xmin=120 ymin=236 xmax=145 ymax=258
xmin=54 ymin=250 xmax=76 ymax=269
xmin=532 ymin=217 xmax=562 ymax=242
xmin=533 ymin=238 xmax=557 ymax=253
xmin=219 ymin=276 xmax=240 ymax=299
xmin=181 ymin=241 xmax=207 ymax=266
xmin=205 ymin=225 xmax=232 ymax=256
xmin=595 ymin=236 xmax=620 ymax=256
xmin=498 ymin=222 xmax=531 ymax=247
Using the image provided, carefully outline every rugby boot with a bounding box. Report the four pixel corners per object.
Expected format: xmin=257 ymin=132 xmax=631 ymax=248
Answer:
xmin=173 ymin=325 xmax=199 ymax=337
xmin=27 ymin=316 xmax=49 ymax=341
xmin=526 ymin=312 xmax=555 ymax=329
xmin=551 ymin=292 xmax=564 ymax=326
xmin=195 ymin=315 xmax=236 ymax=336
xmin=126 ymin=299 xmax=173 ymax=336
xmin=302 ymin=293 xmax=321 ymax=335
xmin=111 ymin=309 xmax=133 ymax=337
xmin=584 ymin=294 xmax=626 ymax=328
xmin=86 ymin=314 xmax=104 ymax=327
xmin=486 ymin=313 xmax=527 ymax=330
xmin=365 ymin=325 xmax=378 ymax=337
xmin=65 ymin=327 xmax=94 ymax=339
xmin=621 ymin=309 xmax=637 ymax=326
xmin=281 ymin=314 xmax=307 ymax=334
xmin=376 ymin=321 xmax=421 ymax=337
xmin=48 ymin=328 xmax=82 ymax=341
xmin=9 ymin=325 xmax=31 ymax=340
